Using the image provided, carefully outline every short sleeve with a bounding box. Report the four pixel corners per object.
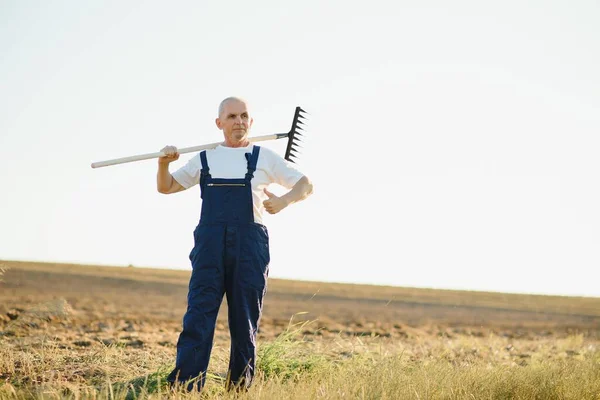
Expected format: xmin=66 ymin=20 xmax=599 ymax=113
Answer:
xmin=171 ymin=154 xmax=201 ymax=189
xmin=267 ymin=149 xmax=304 ymax=189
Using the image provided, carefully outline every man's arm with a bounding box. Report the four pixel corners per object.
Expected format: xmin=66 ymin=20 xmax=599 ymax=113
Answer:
xmin=157 ymin=146 xmax=186 ymax=194
xmin=263 ymin=175 xmax=313 ymax=214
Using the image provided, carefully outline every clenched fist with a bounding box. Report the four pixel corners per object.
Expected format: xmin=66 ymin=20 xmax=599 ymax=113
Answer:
xmin=159 ymin=145 xmax=179 ymax=165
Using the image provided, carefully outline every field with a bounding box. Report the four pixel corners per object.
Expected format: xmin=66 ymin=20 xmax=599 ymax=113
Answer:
xmin=1 ymin=260 xmax=599 ymax=399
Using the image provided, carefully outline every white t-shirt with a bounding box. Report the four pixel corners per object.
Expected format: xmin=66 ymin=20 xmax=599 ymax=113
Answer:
xmin=172 ymin=144 xmax=304 ymax=224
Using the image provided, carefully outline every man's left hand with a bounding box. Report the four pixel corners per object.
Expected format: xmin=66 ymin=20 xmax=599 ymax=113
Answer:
xmin=263 ymin=188 xmax=289 ymax=215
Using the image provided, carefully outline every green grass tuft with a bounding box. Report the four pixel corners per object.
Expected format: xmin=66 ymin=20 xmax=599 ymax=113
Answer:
xmin=256 ymin=317 xmax=328 ymax=382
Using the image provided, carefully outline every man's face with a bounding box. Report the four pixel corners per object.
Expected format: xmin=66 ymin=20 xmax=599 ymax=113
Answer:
xmin=216 ymin=99 xmax=253 ymax=143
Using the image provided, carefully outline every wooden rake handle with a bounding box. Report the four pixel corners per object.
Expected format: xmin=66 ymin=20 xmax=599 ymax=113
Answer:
xmin=90 ymin=133 xmax=286 ymax=169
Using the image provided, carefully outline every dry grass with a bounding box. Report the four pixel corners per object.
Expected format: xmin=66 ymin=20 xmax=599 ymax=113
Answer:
xmin=1 ymin=260 xmax=599 ymax=399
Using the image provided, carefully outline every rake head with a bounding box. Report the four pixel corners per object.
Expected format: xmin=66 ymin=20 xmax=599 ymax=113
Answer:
xmin=277 ymin=106 xmax=308 ymax=163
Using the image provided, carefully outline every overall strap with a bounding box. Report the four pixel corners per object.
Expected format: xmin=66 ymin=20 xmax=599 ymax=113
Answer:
xmin=244 ymin=146 xmax=261 ymax=181
xmin=200 ymin=151 xmax=211 ymax=176
xmin=199 ymin=151 xmax=211 ymax=189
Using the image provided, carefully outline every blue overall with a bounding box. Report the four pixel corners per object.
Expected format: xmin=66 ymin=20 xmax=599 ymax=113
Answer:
xmin=167 ymin=146 xmax=270 ymax=391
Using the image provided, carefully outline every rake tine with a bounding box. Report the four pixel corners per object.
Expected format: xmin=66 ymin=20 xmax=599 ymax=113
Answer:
xmin=284 ymin=105 xmax=310 ymax=163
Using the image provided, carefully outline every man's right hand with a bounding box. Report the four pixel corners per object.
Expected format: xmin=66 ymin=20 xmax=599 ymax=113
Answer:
xmin=157 ymin=145 xmax=185 ymax=194
xmin=159 ymin=145 xmax=180 ymax=165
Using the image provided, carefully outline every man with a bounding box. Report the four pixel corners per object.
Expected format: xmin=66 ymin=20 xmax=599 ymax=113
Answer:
xmin=157 ymin=97 xmax=313 ymax=391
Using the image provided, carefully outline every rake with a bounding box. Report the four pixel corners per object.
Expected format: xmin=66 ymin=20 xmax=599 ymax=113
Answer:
xmin=90 ymin=106 xmax=308 ymax=168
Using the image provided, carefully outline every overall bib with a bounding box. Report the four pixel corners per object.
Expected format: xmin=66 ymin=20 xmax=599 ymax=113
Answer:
xmin=167 ymin=146 xmax=270 ymax=391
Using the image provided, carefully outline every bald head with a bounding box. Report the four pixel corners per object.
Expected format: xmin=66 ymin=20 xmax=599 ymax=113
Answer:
xmin=215 ymin=96 xmax=253 ymax=148
xmin=218 ymin=97 xmax=249 ymax=117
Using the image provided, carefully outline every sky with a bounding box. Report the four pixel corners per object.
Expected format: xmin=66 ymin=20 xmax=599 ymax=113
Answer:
xmin=1 ymin=0 xmax=599 ymax=298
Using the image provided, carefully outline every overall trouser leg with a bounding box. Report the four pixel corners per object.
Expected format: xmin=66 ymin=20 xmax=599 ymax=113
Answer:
xmin=167 ymin=225 xmax=225 ymax=391
xmin=224 ymin=225 xmax=269 ymax=390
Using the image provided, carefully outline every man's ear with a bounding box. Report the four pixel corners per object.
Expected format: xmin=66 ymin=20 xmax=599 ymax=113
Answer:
xmin=249 ymin=117 xmax=254 ymax=128
xmin=215 ymin=117 xmax=222 ymax=129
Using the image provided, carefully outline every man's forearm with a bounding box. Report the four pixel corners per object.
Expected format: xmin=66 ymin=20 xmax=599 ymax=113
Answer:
xmin=281 ymin=176 xmax=313 ymax=206
xmin=157 ymin=163 xmax=175 ymax=193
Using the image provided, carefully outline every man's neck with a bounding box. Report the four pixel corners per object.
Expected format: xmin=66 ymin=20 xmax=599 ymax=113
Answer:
xmin=222 ymin=139 xmax=250 ymax=148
